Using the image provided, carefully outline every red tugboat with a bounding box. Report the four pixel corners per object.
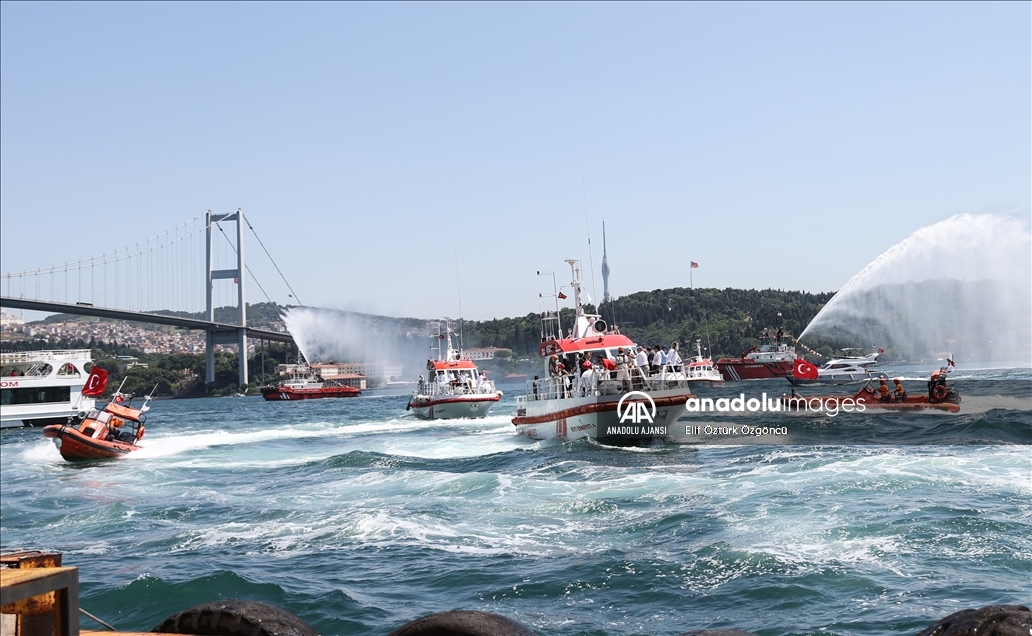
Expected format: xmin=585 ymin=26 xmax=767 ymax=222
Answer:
xmin=261 ymin=359 xmax=361 ymax=401
xmin=42 ymin=388 xmax=151 ymax=461
xmin=716 ymin=329 xmax=797 ymax=380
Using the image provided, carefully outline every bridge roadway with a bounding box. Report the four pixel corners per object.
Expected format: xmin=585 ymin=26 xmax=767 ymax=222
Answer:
xmin=0 ymin=296 xmax=294 ymax=344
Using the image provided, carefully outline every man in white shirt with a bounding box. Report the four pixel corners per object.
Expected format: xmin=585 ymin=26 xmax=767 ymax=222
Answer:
xmin=667 ymin=343 xmax=682 ymax=369
xmin=634 ymin=347 xmax=648 ymax=375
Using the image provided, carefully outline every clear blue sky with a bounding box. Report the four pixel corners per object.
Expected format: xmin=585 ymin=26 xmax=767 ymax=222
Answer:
xmin=2 ymin=2 xmax=1028 ymax=320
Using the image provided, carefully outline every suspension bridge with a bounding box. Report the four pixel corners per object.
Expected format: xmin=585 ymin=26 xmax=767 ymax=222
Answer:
xmin=1 ymin=210 xmax=300 ymax=389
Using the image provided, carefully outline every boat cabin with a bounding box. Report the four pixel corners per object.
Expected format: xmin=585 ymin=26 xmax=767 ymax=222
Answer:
xmin=421 ymin=359 xmax=487 ymax=394
xmin=77 ymin=405 xmax=143 ymax=445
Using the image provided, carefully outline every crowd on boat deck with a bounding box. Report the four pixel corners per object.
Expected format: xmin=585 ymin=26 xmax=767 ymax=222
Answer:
xmin=416 ymin=367 xmax=492 ymax=395
xmin=532 ymin=342 xmax=687 ymax=399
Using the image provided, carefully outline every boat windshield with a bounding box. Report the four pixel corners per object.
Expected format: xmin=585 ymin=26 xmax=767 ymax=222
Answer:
xmin=87 ymin=410 xmax=112 ymax=424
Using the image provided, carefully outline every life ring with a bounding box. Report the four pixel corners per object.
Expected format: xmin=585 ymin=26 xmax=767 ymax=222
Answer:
xmin=932 ymin=384 xmax=948 ymax=400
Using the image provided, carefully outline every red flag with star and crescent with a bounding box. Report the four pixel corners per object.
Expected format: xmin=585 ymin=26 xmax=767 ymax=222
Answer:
xmin=81 ymin=367 xmax=109 ymax=397
xmin=793 ymin=359 xmax=819 ymax=380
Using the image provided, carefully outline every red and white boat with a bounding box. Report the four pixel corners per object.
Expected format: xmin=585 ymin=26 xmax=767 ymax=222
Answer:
xmin=407 ymin=319 xmax=503 ymax=419
xmin=512 ymin=260 xmax=695 ymax=444
xmin=684 ymin=340 xmax=725 ymax=388
xmin=261 ymin=360 xmax=361 ymax=401
xmin=716 ymin=330 xmax=797 ymax=381
xmin=42 ymin=390 xmax=150 ymax=462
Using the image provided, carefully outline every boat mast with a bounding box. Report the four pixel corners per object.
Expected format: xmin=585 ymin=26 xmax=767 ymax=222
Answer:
xmin=565 ymin=259 xmax=583 ymax=321
xmin=444 ymin=318 xmax=458 ymax=361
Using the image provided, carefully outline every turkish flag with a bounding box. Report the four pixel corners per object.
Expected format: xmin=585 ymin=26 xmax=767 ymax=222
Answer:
xmin=82 ymin=367 xmax=109 ymax=397
xmin=558 ymin=292 xmax=568 ymax=299
xmin=793 ymin=359 xmax=819 ymax=380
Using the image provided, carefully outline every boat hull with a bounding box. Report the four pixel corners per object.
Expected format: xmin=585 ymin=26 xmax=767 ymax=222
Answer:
xmin=262 ymin=386 xmax=360 ymax=400
xmin=512 ymin=391 xmax=691 ymax=444
xmin=408 ymin=394 xmax=501 ymax=419
xmin=716 ymin=359 xmax=794 ymax=381
xmin=42 ymin=424 xmax=139 ymax=461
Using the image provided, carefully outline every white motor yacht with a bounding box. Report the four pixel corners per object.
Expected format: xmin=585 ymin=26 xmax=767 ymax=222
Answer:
xmin=789 ymin=349 xmax=881 ymax=386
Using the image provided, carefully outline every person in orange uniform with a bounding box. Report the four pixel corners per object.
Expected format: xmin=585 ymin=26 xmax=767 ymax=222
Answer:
xmin=893 ymin=378 xmax=907 ymax=401
xmin=878 ymin=378 xmax=891 ymax=402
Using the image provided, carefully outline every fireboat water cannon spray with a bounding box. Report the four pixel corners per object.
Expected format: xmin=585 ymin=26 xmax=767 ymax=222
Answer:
xmin=564 ymin=258 xmax=608 ymax=339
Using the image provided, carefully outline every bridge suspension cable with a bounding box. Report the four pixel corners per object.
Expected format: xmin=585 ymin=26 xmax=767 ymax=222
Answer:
xmin=245 ymin=218 xmax=302 ymax=305
xmin=212 ymin=218 xmax=272 ymax=304
xmin=2 ymin=215 xmax=204 ymax=278
xmin=1 ymin=211 xmax=300 ymax=316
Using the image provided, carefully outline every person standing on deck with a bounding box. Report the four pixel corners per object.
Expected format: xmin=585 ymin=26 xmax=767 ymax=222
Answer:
xmin=635 ymin=347 xmax=649 ymax=381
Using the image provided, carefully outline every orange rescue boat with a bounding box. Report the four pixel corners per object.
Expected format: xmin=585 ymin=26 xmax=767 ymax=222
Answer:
xmin=783 ymin=375 xmax=961 ymax=413
xmin=43 ymin=394 xmax=149 ymax=461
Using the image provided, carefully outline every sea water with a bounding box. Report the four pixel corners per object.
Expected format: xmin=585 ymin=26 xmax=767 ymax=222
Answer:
xmin=1 ymin=368 xmax=1030 ymax=636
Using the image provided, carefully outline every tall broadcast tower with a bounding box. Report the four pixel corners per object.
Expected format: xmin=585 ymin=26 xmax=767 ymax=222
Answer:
xmin=601 ymin=221 xmax=611 ymax=304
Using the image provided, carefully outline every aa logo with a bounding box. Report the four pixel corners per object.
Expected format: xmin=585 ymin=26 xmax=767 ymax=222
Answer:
xmin=617 ymin=391 xmax=656 ymax=424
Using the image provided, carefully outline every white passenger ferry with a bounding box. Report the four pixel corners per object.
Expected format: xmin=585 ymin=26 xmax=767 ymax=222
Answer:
xmin=0 ymin=350 xmax=97 ymax=428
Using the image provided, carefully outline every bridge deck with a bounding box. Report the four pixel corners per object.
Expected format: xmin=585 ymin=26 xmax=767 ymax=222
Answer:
xmin=0 ymin=297 xmax=294 ymax=344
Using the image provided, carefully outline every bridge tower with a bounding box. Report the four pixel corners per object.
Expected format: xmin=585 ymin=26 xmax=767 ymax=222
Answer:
xmin=206 ymin=210 xmax=248 ymax=389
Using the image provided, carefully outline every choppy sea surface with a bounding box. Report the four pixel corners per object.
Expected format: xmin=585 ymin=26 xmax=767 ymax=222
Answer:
xmin=2 ymin=366 xmax=1030 ymax=636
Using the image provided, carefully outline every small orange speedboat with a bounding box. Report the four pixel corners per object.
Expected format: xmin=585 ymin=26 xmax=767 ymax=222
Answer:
xmin=43 ymin=394 xmax=150 ymax=462
xmin=782 ymin=377 xmax=961 ymax=413
xmin=848 ymin=378 xmax=961 ymax=412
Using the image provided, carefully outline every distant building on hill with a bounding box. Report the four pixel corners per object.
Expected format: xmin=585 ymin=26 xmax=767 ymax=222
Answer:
xmin=274 ymin=361 xmax=403 ymax=387
xmin=308 ymin=364 xmax=367 ymax=389
xmin=462 ymin=347 xmax=510 ymax=361
xmin=0 ymin=309 xmax=23 ymax=331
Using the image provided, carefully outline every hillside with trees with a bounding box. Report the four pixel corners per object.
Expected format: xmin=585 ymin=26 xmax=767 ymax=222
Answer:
xmin=462 ymin=287 xmax=836 ymax=359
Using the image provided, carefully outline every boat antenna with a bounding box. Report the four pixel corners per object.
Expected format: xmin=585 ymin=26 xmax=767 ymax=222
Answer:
xmin=454 ymin=248 xmax=463 ymax=353
xmin=581 ymin=156 xmax=598 ymax=306
xmin=142 ymin=383 xmax=158 ymax=411
xmin=703 ymin=309 xmax=713 ymax=356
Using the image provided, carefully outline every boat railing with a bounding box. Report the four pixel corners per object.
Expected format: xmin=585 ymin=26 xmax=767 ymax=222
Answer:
xmin=0 ymin=350 xmax=91 ymax=363
xmin=642 ymin=365 xmax=690 ymax=391
xmin=418 ymin=379 xmax=495 ymax=397
xmin=526 ymin=366 xmax=684 ymax=401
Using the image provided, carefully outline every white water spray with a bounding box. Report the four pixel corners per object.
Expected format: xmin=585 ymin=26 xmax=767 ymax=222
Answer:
xmin=281 ymin=306 xmax=427 ymax=374
xmin=801 ymin=213 xmax=1031 ymax=365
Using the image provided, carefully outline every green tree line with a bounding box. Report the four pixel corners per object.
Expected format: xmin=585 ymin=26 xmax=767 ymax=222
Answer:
xmin=461 ymin=287 xmax=836 ymax=359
